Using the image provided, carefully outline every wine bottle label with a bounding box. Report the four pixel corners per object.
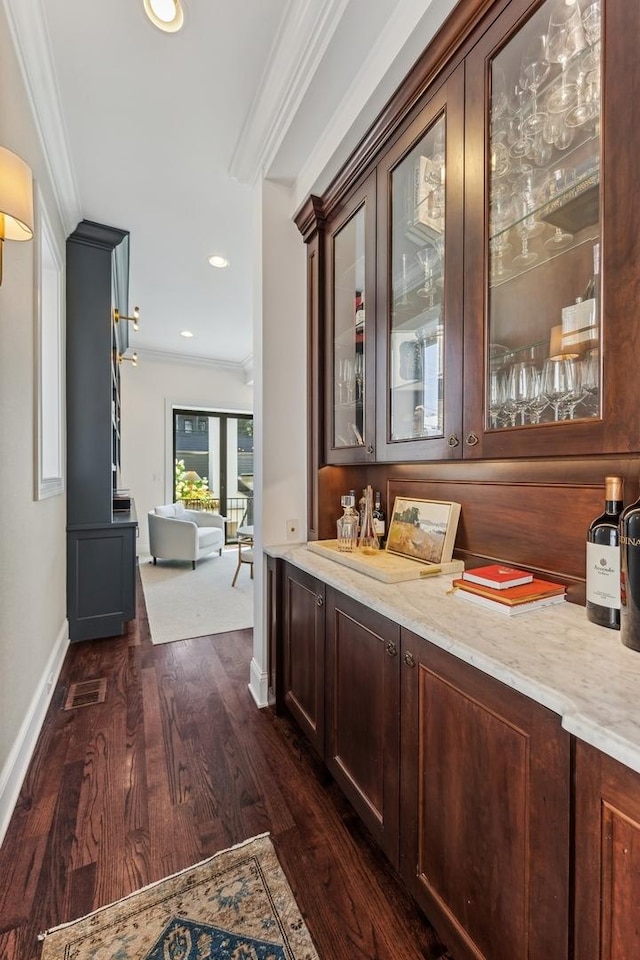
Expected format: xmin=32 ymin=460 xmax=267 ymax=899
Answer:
xmin=373 ymin=518 xmax=385 ymax=536
xmin=586 ymin=542 xmax=621 ymax=608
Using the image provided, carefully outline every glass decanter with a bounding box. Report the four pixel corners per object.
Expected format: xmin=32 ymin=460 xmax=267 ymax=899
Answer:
xmin=358 ymin=485 xmax=380 ymax=554
xmin=337 ymin=493 xmax=359 ymax=552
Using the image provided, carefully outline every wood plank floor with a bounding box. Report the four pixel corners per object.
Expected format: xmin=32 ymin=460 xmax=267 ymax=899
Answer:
xmin=0 ymin=579 xmax=453 ymax=960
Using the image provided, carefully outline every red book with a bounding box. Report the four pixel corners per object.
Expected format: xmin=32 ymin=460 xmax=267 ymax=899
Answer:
xmin=452 ymin=576 xmax=566 ymax=606
xmin=462 ymin=564 xmax=533 ymax=590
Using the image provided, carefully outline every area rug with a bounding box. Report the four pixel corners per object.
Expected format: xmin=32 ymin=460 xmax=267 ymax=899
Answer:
xmin=139 ymin=547 xmax=253 ymax=644
xmin=39 ymin=834 xmax=319 ymax=959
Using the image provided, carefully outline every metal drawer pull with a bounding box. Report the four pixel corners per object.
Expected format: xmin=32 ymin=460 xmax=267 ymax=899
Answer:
xmin=366 ymin=443 xmax=375 ymax=454
xmin=466 ymin=432 xmax=479 ymax=446
xmin=316 ymin=595 xmax=324 ymax=607
xmin=386 ymin=640 xmax=398 ymax=657
xmin=404 ymin=651 xmax=416 ymax=668
xmin=447 ymin=434 xmax=459 ymax=447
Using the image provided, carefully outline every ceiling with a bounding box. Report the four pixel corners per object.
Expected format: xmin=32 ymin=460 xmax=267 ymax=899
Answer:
xmin=4 ymin=0 xmax=459 ymax=369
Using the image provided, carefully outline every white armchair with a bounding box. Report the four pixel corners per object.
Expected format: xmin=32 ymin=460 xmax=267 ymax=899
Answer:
xmin=148 ymin=502 xmax=226 ymax=569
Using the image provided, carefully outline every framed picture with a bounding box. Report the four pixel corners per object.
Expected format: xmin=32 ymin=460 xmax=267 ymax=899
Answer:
xmin=385 ymin=497 xmax=461 ymax=565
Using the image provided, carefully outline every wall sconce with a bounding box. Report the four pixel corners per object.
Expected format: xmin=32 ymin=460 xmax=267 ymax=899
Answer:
xmin=119 ymin=351 xmax=138 ymax=366
xmin=114 ymin=306 xmax=140 ymax=330
xmin=143 ymin=0 xmax=184 ymax=32
xmin=0 ymin=146 xmax=34 ymax=286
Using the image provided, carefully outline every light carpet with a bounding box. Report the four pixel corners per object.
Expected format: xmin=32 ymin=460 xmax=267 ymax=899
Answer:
xmin=39 ymin=833 xmax=319 ymax=960
xmin=139 ymin=547 xmax=253 ymax=645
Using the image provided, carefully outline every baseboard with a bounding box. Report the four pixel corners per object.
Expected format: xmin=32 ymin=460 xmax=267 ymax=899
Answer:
xmin=248 ymin=656 xmax=269 ymax=708
xmin=0 ymin=619 xmax=69 ymax=847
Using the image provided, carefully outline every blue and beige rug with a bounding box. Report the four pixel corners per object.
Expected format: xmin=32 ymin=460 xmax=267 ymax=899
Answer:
xmin=39 ymin=834 xmax=319 ymax=959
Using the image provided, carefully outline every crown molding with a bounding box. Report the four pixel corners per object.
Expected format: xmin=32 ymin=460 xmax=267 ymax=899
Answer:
xmin=135 ymin=347 xmax=255 ymax=376
xmin=2 ymin=0 xmax=82 ymax=235
xmin=291 ymin=0 xmax=457 ymax=212
xmin=228 ymin=0 xmax=350 ymax=186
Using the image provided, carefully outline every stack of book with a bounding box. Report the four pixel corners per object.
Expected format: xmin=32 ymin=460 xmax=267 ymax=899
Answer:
xmin=452 ymin=564 xmax=566 ymax=616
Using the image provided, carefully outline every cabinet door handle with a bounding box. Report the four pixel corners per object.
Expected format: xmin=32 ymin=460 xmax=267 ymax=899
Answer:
xmin=447 ymin=434 xmax=459 ymax=447
xmin=466 ymin=432 xmax=479 ymax=446
xmin=404 ymin=651 xmax=416 ymax=668
xmin=316 ymin=594 xmax=324 ymax=607
xmin=386 ymin=640 xmax=398 ymax=657
xmin=366 ymin=443 xmax=375 ymax=455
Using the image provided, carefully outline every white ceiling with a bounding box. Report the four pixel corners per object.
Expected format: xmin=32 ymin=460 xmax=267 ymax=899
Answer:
xmin=4 ymin=0 xmax=459 ymax=368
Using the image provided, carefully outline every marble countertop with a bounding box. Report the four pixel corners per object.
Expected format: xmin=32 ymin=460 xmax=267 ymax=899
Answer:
xmin=267 ymin=542 xmax=640 ymax=776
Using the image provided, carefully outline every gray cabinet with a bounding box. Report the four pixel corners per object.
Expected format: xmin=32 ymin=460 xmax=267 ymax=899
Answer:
xmin=66 ymin=220 xmax=137 ymax=642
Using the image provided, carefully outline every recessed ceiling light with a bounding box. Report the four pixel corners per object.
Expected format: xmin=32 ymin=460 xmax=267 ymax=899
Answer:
xmin=208 ymin=255 xmax=229 ymax=268
xmin=180 ymin=330 xmax=194 ymax=338
xmin=143 ymin=0 xmax=184 ymax=33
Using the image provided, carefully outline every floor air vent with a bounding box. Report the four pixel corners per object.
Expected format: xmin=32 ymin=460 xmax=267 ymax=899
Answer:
xmin=64 ymin=678 xmax=108 ymax=710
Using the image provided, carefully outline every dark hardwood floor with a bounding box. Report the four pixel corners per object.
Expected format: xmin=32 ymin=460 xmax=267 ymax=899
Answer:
xmin=0 ymin=578 xmax=452 ymax=960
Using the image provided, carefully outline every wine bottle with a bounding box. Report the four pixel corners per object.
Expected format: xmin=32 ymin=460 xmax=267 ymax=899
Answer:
xmin=372 ymin=491 xmax=386 ymax=541
xmin=620 ymin=481 xmax=640 ymax=651
xmin=586 ymin=476 xmax=623 ymax=630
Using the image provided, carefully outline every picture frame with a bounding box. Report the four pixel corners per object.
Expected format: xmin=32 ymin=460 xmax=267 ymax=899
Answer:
xmin=385 ymin=497 xmax=461 ymax=565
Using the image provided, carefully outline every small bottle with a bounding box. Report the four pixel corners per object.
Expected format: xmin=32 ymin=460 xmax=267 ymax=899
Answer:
xmin=337 ymin=493 xmax=358 ymax=552
xmin=372 ymin=491 xmax=386 ymax=543
xmin=586 ymin=476 xmax=623 ymax=630
xmin=620 ymin=479 xmax=640 ymax=651
xmin=358 ymin=485 xmax=380 ymax=554
xmin=359 ymin=489 xmax=367 ymax=532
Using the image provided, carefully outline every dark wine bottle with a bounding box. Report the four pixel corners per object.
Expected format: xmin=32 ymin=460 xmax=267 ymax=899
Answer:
xmin=586 ymin=476 xmax=623 ymax=630
xmin=372 ymin=491 xmax=386 ymax=542
xmin=620 ymin=482 xmax=640 ymax=651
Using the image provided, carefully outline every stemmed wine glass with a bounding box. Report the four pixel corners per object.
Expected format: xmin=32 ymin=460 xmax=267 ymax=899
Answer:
xmin=416 ymin=242 xmax=441 ymax=304
xmin=544 ymin=167 xmax=575 ymax=249
xmin=488 ymin=367 xmax=507 ymax=427
xmin=520 ymin=35 xmax=550 ymax=136
xmin=506 ymin=361 xmax=541 ymax=424
xmin=581 ymin=348 xmax=599 ymax=415
xmin=541 ymin=356 xmax=578 ymax=420
xmin=547 ymin=0 xmax=586 ymax=113
xmin=581 ymin=0 xmax=601 ymax=72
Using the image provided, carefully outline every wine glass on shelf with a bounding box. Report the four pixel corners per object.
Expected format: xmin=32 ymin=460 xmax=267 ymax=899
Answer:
xmin=488 ymin=367 xmax=507 ymax=428
xmin=506 ymin=361 xmax=541 ymax=425
xmin=354 ymin=353 xmax=364 ymax=403
xmin=581 ymin=0 xmax=601 ymax=72
xmin=565 ymin=60 xmax=600 ymax=127
xmin=520 ymin=34 xmax=551 ymax=137
xmin=416 ymin=242 xmax=441 ymax=304
xmin=546 ymin=0 xmax=586 ymax=114
xmin=541 ymin=355 xmax=578 ymax=420
xmin=581 ymin=347 xmax=599 ymax=416
xmin=342 ymin=358 xmax=355 ymax=405
xmin=544 ymin=167 xmax=575 ymax=250
xmin=542 ymin=109 xmax=576 ymax=151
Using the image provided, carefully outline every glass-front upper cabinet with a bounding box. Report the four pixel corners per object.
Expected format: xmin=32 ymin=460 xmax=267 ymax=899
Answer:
xmin=376 ymin=70 xmax=465 ymax=461
xmin=326 ymin=174 xmax=376 ymax=463
xmin=464 ymin=0 xmax=610 ymax=459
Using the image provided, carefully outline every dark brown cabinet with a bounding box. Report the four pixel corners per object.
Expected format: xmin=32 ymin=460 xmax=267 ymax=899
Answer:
xmin=281 ymin=563 xmax=325 ymax=756
xmin=325 ymin=588 xmax=400 ymax=866
xmin=574 ymin=740 xmax=640 ymax=960
xmin=400 ymin=627 xmax=570 ymax=960
xmin=303 ymin=0 xmax=640 ymax=467
xmin=275 ymin=561 xmax=574 ymax=959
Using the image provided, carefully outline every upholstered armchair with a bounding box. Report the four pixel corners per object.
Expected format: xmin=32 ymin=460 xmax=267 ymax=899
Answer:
xmin=148 ymin=502 xmax=226 ymax=569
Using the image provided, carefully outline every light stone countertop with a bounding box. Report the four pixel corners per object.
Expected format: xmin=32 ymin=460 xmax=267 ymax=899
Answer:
xmin=266 ymin=542 xmax=640 ymax=776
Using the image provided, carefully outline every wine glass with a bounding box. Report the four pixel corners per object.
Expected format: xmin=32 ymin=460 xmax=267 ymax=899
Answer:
xmin=547 ymin=0 xmax=586 ymax=113
xmin=541 ymin=355 xmax=578 ymax=420
xmin=416 ymin=243 xmax=440 ymax=303
xmin=581 ymin=0 xmax=601 ymax=72
xmin=581 ymin=348 xmax=600 ymax=415
xmin=488 ymin=367 xmax=508 ymax=427
xmin=520 ymin=35 xmax=550 ymax=136
xmin=544 ymin=167 xmax=575 ymax=249
xmin=506 ymin=361 xmax=541 ymax=424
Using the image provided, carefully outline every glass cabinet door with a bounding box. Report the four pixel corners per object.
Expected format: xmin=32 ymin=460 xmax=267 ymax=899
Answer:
xmin=326 ymin=175 xmax=376 ymax=462
xmin=464 ymin=0 xmax=608 ymax=458
xmin=488 ymin=0 xmax=601 ymax=428
xmin=376 ymin=71 xmax=464 ymax=461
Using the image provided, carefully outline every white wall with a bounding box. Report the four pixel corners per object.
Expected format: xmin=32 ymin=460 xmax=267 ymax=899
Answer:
xmin=0 ymin=4 xmax=68 ymax=842
xmin=250 ymin=178 xmax=307 ymax=706
xmin=120 ymin=352 xmax=253 ymax=553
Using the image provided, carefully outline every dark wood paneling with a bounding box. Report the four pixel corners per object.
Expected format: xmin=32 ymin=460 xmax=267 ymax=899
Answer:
xmin=282 ymin=565 xmax=325 ymax=755
xmin=325 ymin=589 xmax=401 ymax=866
xmin=400 ymin=630 xmax=570 ymax=960
xmin=574 ymin=740 xmax=640 ymax=960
